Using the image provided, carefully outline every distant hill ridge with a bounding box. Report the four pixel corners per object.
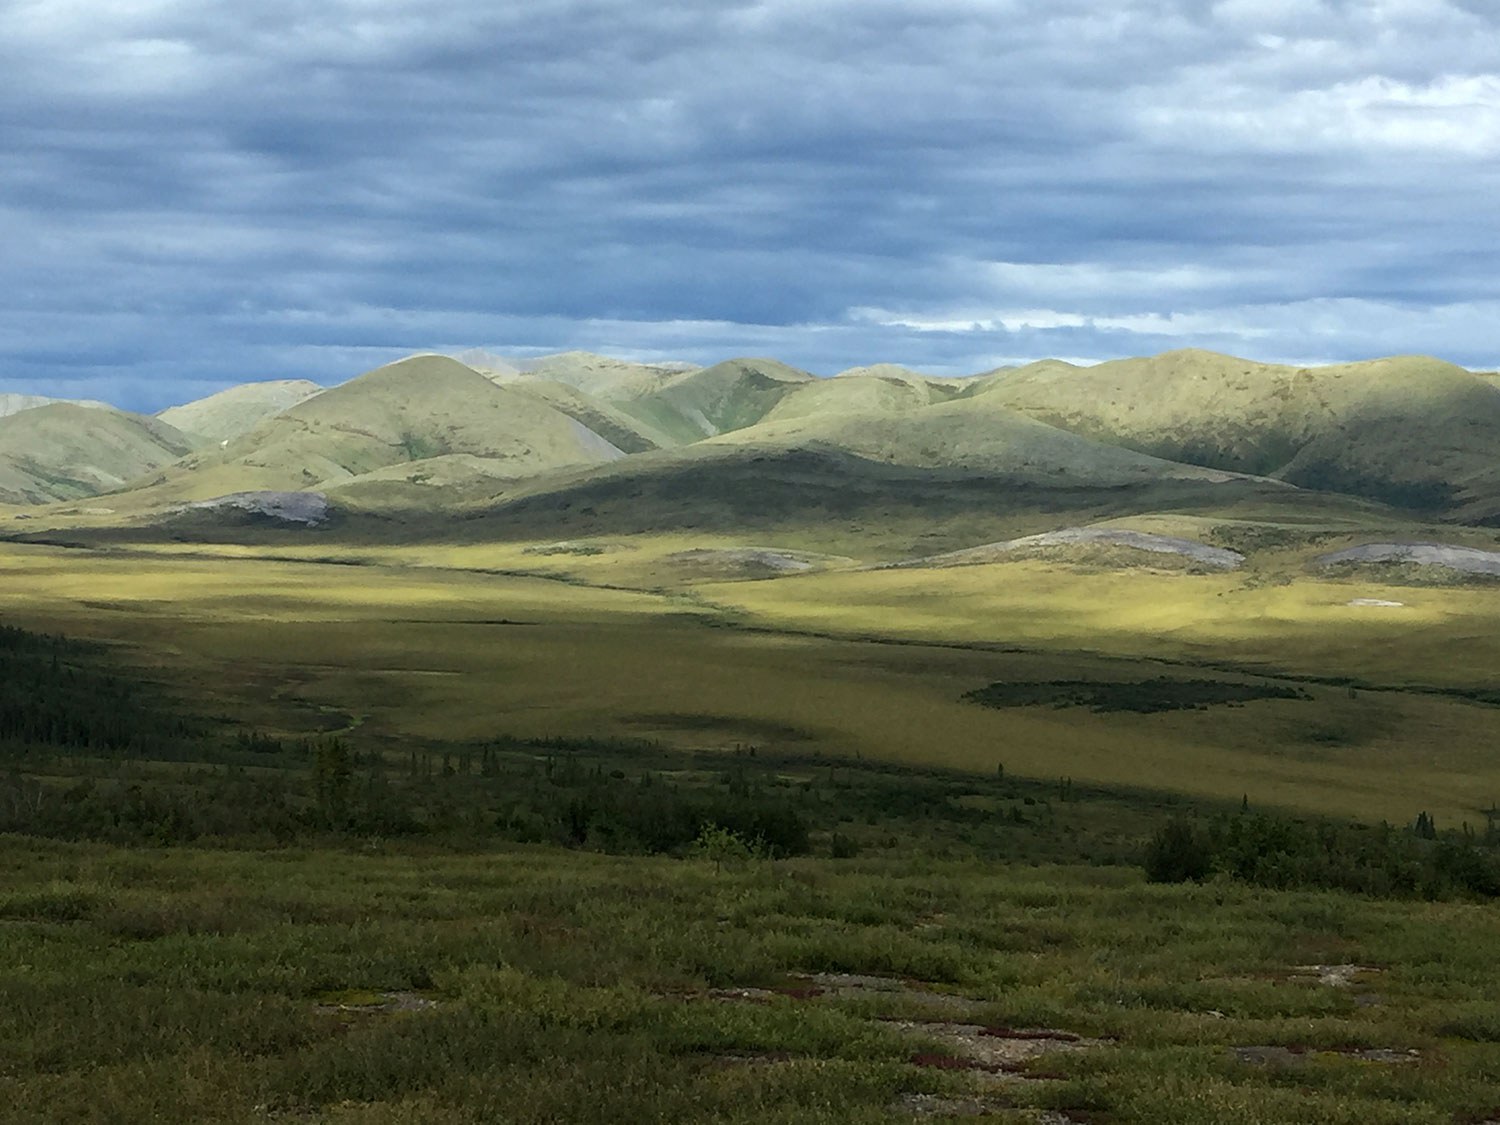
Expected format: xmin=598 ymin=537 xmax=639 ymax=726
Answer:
xmin=6 ymin=348 xmax=1500 ymax=528
xmin=158 ymin=380 xmax=322 ymax=443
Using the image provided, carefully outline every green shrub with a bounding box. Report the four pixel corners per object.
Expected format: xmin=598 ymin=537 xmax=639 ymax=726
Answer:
xmin=1143 ymin=818 xmax=1212 ymax=883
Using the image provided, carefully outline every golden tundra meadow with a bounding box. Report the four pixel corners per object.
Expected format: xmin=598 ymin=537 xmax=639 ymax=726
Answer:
xmin=4 ymin=532 xmax=1499 ymax=826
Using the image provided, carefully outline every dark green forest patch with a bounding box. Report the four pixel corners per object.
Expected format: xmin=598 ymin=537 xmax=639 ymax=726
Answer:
xmin=962 ymin=676 xmax=1311 ymax=714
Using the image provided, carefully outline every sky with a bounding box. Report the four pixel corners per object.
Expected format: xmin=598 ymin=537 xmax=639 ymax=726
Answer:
xmin=3 ymin=0 xmax=1499 ymax=411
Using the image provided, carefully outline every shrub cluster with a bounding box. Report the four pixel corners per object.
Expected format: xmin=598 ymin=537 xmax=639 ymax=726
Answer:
xmin=1145 ymin=811 xmax=1500 ymax=899
xmin=964 ymin=677 xmax=1307 ymax=714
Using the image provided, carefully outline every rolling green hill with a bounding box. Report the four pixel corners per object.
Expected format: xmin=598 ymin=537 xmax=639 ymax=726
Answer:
xmin=978 ymin=349 xmax=1500 ymax=515
xmin=10 ymin=348 xmax=1500 ymax=537
xmin=115 ymin=354 xmax=629 ymax=504
xmin=713 ymin=387 xmax=1256 ymax=484
xmin=158 ymin=379 xmax=322 ymax=443
xmin=450 ymin=433 xmax=1292 ymax=558
xmin=614 ymin=358 xmax=817 ymax=443
xmin=503 ymin=380 xmax=678 ymax=454
xmin=0 ymin=392 xmax=111 ymax=419
xmin=504 ymin=351 xmax=696 ymax=400
xmin=758 ymin=373 xmax=952 ymax=426
xmin=830 ymin=363 xmax=971 ymax=394
xmin=0 ymin=403 xmax=201 ymax=504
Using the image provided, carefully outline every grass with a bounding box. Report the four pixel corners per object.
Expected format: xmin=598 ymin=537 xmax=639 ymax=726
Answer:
xmin=4 ymin=538 xmax=1500 ymax=825
xmin=3 ymin=837 xmax=1500 ymax=1123
xmin=5 ymin=518 xmax=1500 ymax=1120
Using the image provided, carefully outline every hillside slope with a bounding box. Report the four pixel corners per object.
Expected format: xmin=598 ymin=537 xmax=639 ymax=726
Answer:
xmin=977 ymin=349 xmax=1500 ymax=515
xmin=759 ymin=374 xmax=952 ymax=426
xmin=0 ymin=404 xmax=200 ymax=504
xmin=510 ymin=351 xmax=697 ymax=400
xmin=0 ymin=393 xmax=111 ymax=419
xmin=711 ymin=390 xmax=1252 ymax=485
xmin=616 ymin=358 xmax=817 ymax=443
xmin=159 ymin=379 xmax=322 ymax=443
xmin=503 ymin=381 xmax=678 ymax=454
xmin=124 ymin=355 xmax=627 ymax=503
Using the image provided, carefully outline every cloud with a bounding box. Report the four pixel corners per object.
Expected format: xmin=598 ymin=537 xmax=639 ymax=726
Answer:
xmin=2 ymin=0 xmax=1499 ymax=409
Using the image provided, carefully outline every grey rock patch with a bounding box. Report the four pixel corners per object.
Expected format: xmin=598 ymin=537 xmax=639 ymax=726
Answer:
xmin=522 ymin=540 xmax=625 ymax=557
xmin=1346 ymin=598 xmax=1405 ymax=607
xmin=1292 ymin=963 xmax=1383 ymax=988
xmin=1230 ymin=1044 xmax=1417 ymax=1067
xmin=178 ymin=491 xmax=330 ymax=526
xmin=892 ymin=528 xmax=1244 ymax=571
xmin=312 ymin=990 xmax=438 ymax=1015
xmin=802 ymin=972 xmax=919 ymax=993
xmin=1317 ymin=542 xmax=1500 ymax=576
xmin=1230 ymin=1045 xmax=1302 ymax=1067
xmin=707 ymin=986 xmax=783 ymax=1003
xmin=1346 ymin=1047 xmax=1420 ymax=1064
xmin=665 ymin=547 xmax=845 ymax=573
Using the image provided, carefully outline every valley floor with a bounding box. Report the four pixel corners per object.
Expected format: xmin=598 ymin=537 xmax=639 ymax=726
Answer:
xmin=2 ymin=535 xmax=1500 ymax=825
xmin=4 ymin=529 xmax=1500 ymax=1122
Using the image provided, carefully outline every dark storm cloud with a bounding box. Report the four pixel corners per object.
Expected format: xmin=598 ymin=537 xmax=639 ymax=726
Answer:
xmin=2 ymin=0 xmax=1499 ymax=410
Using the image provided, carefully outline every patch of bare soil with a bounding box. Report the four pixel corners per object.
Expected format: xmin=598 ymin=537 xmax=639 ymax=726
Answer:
xmin=1229 ymin=1044 xmax=1420 ymax=1067
xmin=706 ymin=971 xmax=984 ymax=1011
xmin=896 ymin=1022 xmax=1102 ymax=1082
xmin=793 ymin=971 xmax=981 ymax=1013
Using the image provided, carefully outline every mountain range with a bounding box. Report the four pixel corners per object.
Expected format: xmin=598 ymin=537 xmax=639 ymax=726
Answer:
xmin=4 ymin=348 xmax=1499 ymax=543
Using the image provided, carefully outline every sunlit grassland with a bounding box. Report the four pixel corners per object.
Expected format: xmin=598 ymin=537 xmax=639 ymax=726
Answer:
xmin=695 ymin=560 xmax=1500 ymax=689
xmin=3 ymin=540 xmax=1500 ymax=825
xmin=3 ymin=837 xmax=1500 ymax=1124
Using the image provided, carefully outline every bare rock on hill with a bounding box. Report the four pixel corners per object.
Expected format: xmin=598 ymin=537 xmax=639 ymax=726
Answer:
xmin=896 ymin=527 xmax=1245 ymax=571
xmin=1316 ymin=542 xmax=1500 ymax=576
xmin=664 ymin=547 xmax=845 ymax=575
xmin=178 ymin=491 xmax=331 ymax=526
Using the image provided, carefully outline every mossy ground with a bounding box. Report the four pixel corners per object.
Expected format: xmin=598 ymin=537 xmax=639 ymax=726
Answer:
xmin=4 ymin=839 xmax=1500 ymax=1123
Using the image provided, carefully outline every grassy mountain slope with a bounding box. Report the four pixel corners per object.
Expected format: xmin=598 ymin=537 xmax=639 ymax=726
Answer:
xmin=615 ymin=358 xmax=817 ymax=443
xmin=712 ymin=390 xmax=1254 ymax=484
xmin=831 ymin=363 xmax=970 ymax=394
xmin=503 ymin=381 xmax=677 ymax=453
xmin=0 ymin=404 xmax=201 ymax=504
xmin=758 ymin=374 xmax=950 ymax=426
xmin=510 ymin=351 xmax=696 ymax=400
xmin=119 ymin=355 xmax=627 ymax=504
xmin=450 ymin=414 xmax=1290 ymax=556
xmin=978 ymin=349 xmax=1500 ymax=515
xmin=321 ymin=454 xmax=536 ymax=511
xmin=158 ymin=379 xmax=322 ymax=443
xmin=0 ymin=393 xmax=111 ymax=419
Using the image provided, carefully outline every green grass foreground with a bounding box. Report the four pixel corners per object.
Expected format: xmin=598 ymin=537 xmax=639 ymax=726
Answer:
xmin=3 ymin=839 xmax=1500 ymax=1124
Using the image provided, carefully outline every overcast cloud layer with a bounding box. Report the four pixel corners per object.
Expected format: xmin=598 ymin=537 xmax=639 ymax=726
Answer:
xmin=3 ymin=0 xmax=1499 ymax=410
